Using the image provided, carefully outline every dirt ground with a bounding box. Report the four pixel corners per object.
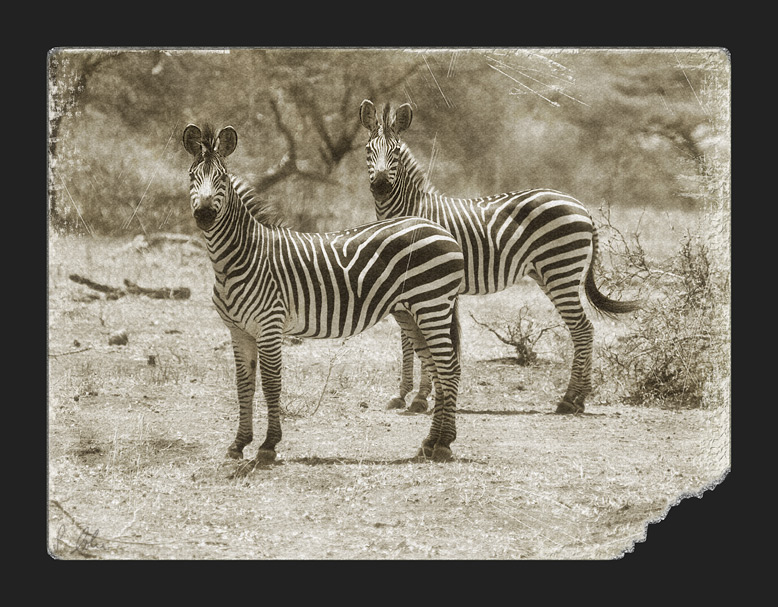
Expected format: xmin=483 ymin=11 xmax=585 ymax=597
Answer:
xmin=47 ymin=233 xmax=730 ymax=560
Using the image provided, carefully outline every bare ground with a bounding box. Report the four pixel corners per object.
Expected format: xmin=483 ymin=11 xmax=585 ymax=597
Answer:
xmin=47 ymin=233 xmax=730 ymax=560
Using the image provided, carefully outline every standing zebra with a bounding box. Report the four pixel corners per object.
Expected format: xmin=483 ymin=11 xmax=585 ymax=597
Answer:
xmin=359 ymin=100 xmax=640 ymax=414
xmin=183 ymin=123 xmax=464 ymax=464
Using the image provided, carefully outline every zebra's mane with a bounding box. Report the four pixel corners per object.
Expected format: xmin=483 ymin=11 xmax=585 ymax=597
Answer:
xmin=230 ymin=175 xmax=285 ymax=228
xmin=381 ymin=104 xmax=392 ymax=133
xmin=198 ymin=123 xmax=220 ymax=160
xmin=399 ymin=142 xmax=440 ymax=197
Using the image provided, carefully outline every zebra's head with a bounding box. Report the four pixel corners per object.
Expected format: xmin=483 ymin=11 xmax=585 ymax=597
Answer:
xmin=183 ymin=124 xmax=238 ymax=231
xmin=359 ymin=100 xmax=413 ymax=201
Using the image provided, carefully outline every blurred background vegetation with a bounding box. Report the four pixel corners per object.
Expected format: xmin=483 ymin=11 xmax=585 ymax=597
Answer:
xmin=48 ymin=48 xmax=731 ymax=410
xmin=48 ymin=47 xmax=729 ymax=236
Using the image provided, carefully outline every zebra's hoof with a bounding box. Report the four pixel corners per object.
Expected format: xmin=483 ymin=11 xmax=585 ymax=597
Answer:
xmin=387 ymin=397 xmax=406 ymax=410
xmin=555 ymin=400 xmax=585 ymax=414
xmin=254 ymin=449 xmax=277 ymax=464
xmin=417 ymin=443 xmax=435 ymax=459
xmin=408 ymin=397 xmax=429 ymax=413
xmin=431 ymin=445 xmax=453 ymax=462
xmin=226 ymin=446 xmax=244 ymax=460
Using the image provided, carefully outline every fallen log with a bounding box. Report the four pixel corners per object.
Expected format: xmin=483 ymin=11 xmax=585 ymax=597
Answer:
xmin=123 ymin=279 xmax=190 ymax=300
xmin=68 ymin=274 xmax=190 ymax=300
xmin=68 ymin=274 xmax=124 ymax=298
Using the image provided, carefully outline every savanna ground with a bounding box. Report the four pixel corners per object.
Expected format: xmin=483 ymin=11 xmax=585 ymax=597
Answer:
xmin=47 ymin=206 xmax=730 ymax=560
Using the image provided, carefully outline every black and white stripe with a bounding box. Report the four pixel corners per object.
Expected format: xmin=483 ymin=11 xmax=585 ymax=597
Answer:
xmin=359 ymin=101 xmax=640 ymax=414
xmin=183 ymin=124 xmax=464 ymax=463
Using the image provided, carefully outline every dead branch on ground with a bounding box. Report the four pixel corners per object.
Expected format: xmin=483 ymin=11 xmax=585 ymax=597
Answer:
xmin=68 ymin=274 xmax=190 ymax=300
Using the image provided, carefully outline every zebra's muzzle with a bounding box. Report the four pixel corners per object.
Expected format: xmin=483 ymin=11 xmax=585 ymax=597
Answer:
xmin=370 ymin=172 xmax=392 ymax=197
xmin=193 ymin=206 xmax=217 ymax=230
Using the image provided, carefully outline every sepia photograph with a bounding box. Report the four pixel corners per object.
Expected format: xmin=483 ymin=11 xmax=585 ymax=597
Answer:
xmin=47 ymin=47 xmax=731 ymax=560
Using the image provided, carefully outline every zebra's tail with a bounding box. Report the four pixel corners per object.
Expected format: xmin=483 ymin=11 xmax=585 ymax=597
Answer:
xmin=584 ymin=226 xmax=642 ymax=317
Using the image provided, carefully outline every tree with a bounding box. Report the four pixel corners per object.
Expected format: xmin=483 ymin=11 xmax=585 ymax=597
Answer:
xmin=48 ymin=49 xmax=122 ymax=224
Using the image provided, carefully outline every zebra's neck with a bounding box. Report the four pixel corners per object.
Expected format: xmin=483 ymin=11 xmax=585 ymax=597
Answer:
xmin=378 ymin=143 xmax=436 ymax=218
xmin=202 ymin=175 xmax=272 ymax=276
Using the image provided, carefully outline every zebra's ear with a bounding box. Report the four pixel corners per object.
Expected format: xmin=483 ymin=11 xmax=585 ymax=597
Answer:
xmin=183 ymin=124 xmax=202 ymax=156
xmin=216 ymin=126 xmax=238 ymax=157
xmin=394 ymin=103 xmax=413 ymax=134
xmin=359 ymin=99 xmax=378 ymax=132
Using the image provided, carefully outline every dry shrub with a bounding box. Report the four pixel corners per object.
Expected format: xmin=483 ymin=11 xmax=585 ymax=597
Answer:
xmin=470 ymin=307 xmax=561 ymax=366
xmin=597 ymin=210 xmax=729 ymax=408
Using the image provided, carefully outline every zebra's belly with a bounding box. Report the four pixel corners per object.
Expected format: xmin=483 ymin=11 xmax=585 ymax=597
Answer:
xmin=460 ymin=261 xmax=531 ymax=295
xmin=281 ymin=292 xmax=393 ymax=340
xmin=212 ymin=294 xmax=263 ymax=338
xmin=211 ymin=284 xmax=287 ymax=340
xmin=214 ymin=299 xmax=315 ymax=340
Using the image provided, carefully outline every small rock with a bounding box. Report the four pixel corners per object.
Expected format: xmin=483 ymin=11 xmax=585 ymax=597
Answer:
xmin=108 ymin=329 xmax=129 ymax=346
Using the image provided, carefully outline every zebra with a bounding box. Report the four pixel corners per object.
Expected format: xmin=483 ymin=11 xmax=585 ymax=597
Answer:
xmin=182 ymin=123 xmax=465 ymax=464
xmin=359 ymin=100 xmax=640 ymax=415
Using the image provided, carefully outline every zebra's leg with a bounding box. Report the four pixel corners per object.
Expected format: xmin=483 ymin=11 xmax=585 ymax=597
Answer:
xmin=392 ymin=308 xmax=459 ymax=461
xmin=391 ymin=310 xmax=440 ymax=453
xmin=254 ymin=324 xmax=284 ymax=463
xmin=531 ymin=272 xmax=593 ymax=414
xmin=410 ymin=360 xmax=434 ymax=413
xmin=226 ymin=326 xmax=258 ymax=459
xmin=387 ymin=332 xmax=415 ymax=410
xmin=387 ymin=329 xmax=432 ymax=413
xmin=422 ymin=372 xmax=458 ymax=462
xmin=556 ymin=316 xmax=593 ymax=414
xmin=422 ymin=322 xmax=460 ymax=461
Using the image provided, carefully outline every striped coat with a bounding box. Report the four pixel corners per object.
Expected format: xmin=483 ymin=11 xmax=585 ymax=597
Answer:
xmin=183 ymin=124 xmax=464 ymax=464
xmin=359 ymin=101 xmax=640 ymax=414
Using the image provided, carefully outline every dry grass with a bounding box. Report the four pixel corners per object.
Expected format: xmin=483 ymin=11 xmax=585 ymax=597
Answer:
xmin=47 ymin=217 xmax=730 ymax=560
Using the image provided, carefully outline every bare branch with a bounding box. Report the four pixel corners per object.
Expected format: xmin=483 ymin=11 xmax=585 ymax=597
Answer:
xmin=255 ymin=95 xmax=343 ymax=192
xmin=69 ymin=273 xmax=124 ymax=296
xmin=48 ymin=347 xmax=93 ymax=358
xmin=370 ymin=63 xmax=422 ymax=100
xmin=68 ymin=274 xmax=190 ymax=300
xmin=255 ymin=64 xmax=421 ymax=193
xmin=288 ymin=82 xmax=362 ymax=171
xmin=532 ymin=324 xmax=563 ymax=346
xmin=469 ymin=312 xmax=516 ymax=347
xmin=290 ymin=83 xmax=335 ymax=160
xmin=470 ymin=308 xmax=562 ymax=366
xmin=254 ymin=97 xmax=299 ymax=192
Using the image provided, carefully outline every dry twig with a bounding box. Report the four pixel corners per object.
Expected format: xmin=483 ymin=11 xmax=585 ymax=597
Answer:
xmin=68 ymin=274 xmax=190 ymax=300
xmin=470 ymin=308 xmax=561 ymax=366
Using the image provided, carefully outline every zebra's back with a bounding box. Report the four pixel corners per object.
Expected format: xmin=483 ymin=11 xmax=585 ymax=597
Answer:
xmin=415 ymin=189 xmax=594 ymax=295
xmin=260 ymin=217 xmax=464 ymax=339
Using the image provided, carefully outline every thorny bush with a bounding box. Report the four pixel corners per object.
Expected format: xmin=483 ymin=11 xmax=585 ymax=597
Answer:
xmin=469 ymin=307 xmax=562 ymax=367
xmin=595 ymin=206 xmax=729 ymax=408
